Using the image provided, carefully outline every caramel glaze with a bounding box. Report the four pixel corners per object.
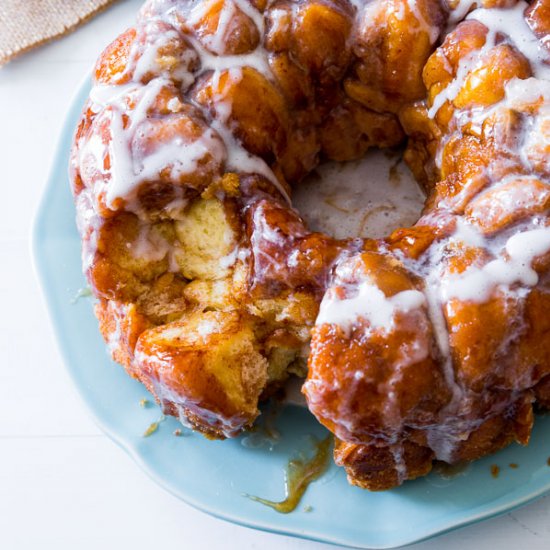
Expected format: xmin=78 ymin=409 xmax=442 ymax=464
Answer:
xmin=247 ymin=436 xmax=332 ymax=513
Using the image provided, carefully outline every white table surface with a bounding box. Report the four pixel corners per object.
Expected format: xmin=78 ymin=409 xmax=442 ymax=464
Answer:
xmin=2 ymin=1 xmax=550 ymax=548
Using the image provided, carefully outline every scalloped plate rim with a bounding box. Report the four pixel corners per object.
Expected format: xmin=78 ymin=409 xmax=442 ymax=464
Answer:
xmin=31 ymin=72 xmax=550 ymax=550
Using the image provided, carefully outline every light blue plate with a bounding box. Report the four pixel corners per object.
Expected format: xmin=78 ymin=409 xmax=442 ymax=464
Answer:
xmin=33 ymin=76 xmax=550 ymax=549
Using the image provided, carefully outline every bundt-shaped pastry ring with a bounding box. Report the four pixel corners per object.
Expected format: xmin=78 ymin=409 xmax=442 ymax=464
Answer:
xmin=71 ymin=0 xmax=550 ymax=489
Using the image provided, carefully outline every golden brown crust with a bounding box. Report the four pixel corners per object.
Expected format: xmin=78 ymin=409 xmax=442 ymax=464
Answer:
xmin=334 ymin=439 xmax=435 ymax=491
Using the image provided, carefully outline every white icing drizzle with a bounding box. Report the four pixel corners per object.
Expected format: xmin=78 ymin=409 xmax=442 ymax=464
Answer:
xmin=182 ymin=0 xmax=272 ymax=77
xmin=347 ymin=0 xmax=368 ymax=10
xmin=316 ymin=279 xmax=427 ymax=335
xmin=428 ymin=48 xmax=480 ymax=118
xmin=268 ymin=7 xmax=289 ymax=34
xmin=388 ymin=0 xmax=407 ymax=21
xmin=205 ymin=67 xmax=290 ymax=202
xmin=406 ymin=0 xmax=441 ymax=44
xmin=423 ymin=270 xmax=451 ymax=357
xmin=75 ymin=189 xmax=100 ymax=272
xmin=442 ymin=226 xmax=550 ymax=302
xmin=503 ymin=77 xmax=550 ymax=173
xmin=140 ymin=127 xmax=221 ymax=181
xmin=89 ymin=78 xmax=226 ymax=210
xmin=219 ymin=244 xmax=241 ymax=268
xmin=132 ymin=25 xmax=198 ymax=89
xmin=429 ymin=1 xmax=550 ymax=118
xmin=188 ymin=0 xmax=238 ymax=54
xmin=106 ymin=305 xmax=123 ymax=355
xmin=185 ymin=27 xmax=272 ymax=76
xmin=211 ymin=116 xmax=289 ymax=200
xmin=446 ymin=0 xmax=478 ymax=25
xmin=450 ymin=216 xmax=487 ymax=248
xmin=233 ymin=0 xmax=266 ymax=34
xmin=390 ymin=443 xmax=408 ymax=484
xmin=468 ymin=3 xmax=550 ymax=80
xmin=505 ymin=76 xmax=550 ymax=107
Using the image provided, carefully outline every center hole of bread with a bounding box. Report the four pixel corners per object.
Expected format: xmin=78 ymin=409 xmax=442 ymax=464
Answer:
xmin=293 ymin=149 xmax=425 ymax=240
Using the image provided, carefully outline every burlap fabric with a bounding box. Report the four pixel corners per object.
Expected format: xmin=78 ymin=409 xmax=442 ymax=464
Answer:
xmin=0 ymin=0 xmax=119 ymax=67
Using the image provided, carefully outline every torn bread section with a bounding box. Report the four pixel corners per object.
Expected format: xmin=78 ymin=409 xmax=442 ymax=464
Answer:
xmin=132 ymin=310 xmax=269 ymax=438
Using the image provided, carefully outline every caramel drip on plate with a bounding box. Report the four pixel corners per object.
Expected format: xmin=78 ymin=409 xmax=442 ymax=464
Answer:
xmin=247 ymin=436 xmax=332 ymax=514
